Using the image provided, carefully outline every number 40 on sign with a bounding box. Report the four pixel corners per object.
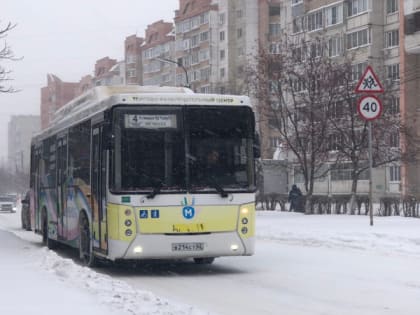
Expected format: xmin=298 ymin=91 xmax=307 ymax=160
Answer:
xmin=357 ymin=95 xmax=383 ymax=121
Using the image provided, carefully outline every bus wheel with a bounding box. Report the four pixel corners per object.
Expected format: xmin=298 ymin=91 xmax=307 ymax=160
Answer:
xmin=42 ymin=212 xmax=57 ymax=249
xmin=193 ymin=257 xmax=215 ymax=265
xmin=79 ymin=213 xmax=97 ymax=267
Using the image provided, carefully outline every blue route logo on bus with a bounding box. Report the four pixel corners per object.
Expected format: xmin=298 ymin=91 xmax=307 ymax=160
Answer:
xmin=182 ymin=206 xmax=195 ymax=219
xmin=181 ymin=196 xmax=195 ymax=219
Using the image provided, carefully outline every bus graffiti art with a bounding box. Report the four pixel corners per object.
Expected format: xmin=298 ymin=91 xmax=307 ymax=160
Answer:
xmin=29 ymin=86 xmax=258 ymax=266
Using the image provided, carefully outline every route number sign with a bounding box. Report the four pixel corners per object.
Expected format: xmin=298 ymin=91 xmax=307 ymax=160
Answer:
xmin=357 ymin=95 xmax=382 ymax=121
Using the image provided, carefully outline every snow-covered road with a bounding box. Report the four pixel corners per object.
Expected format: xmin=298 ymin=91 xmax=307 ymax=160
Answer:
xmin=1 ymin=209 xmax=420 ymax=315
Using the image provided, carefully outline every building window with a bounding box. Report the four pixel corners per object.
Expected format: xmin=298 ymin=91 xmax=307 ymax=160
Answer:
xmin=237 ymin=10 xmax=243 ymax=18
xmin=237 ymin=28 xmax=243 ymax=38
xmin=388 ymin=95 xmax=400 ymax=114
xmin=270 ymin=137 xmax=281 ymax=148
xmin=327 ymin=100 xmax=344 ymax=119
xmin=387 ymin=0 xmax=398 ymax=14
xmin=128 ymin=69 xmax=136 ymax=78
xmin=238 ymin=46 xmax=244 ymax=56
xmin=351 ymin=62 xmax=368 ymax=81
xmin=191 ymin=34 xmax=199 ymax=47
xmin=347 ymin=28 xmax=370 ymax=49
xmin=291 ymin=0 xmax=303 ymax=6
xmin=191 ymin=52 xmax=199 ymax=65
xmin=347 ymin=0 xmax=368 ymax=17
xmin=200 ymin=67 xmax=211 ymax=81
xmin=200 ymin=31 xmax=209 ymax=42
xmin=390 ymin=132 xmax=400 ymax=147
xmin=220 ymin=31 xmax=225 ymax=41
xmin=389 ymin=165 xmax=400 ymax=181
xmin=307 ymin=10 xmax=323 ymax=32
xmin=219 ymin=13 xmax=225 ymax=25
xmin=293 ymin=16 xmax=306 ymax=33
xmin=385 ymin=30 xmax=399 ymax=48
xmin=220 ymin=68 xmax=225 ymax=78
xmin=269 ymin=24 xmax=281 ymax=36
xmin=199 ymin=49 xmax=209 ymax=62
xmin=220 ymin=49 xmax=225 ymax=60
xmin=328 ymin=36 xmax=343 ymax=57
xmin=269 ymin=43 xmax=280 ymax=54
xmin=200 ymin=85 xmax=210 ymax=93
xmin=269 ymin=5 xmax=280 ymax=16
xmin=325 ymin=4 xmax=343 ymax=27
xmin=331 ymin=163 xmax=368 ymax=181
xmin=387 ymin=64 xmax=400 ymax=81
xmin=293 ymin=166 xmax=304 ymax=183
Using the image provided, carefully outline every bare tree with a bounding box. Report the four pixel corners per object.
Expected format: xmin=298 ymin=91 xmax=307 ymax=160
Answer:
xmin=0 ymin=21 xmax=18 ymax=93
xmin=248 ymin=34 xmax=411 ymax=214
xmin=247 ymin=35 xmax=345 ymax=213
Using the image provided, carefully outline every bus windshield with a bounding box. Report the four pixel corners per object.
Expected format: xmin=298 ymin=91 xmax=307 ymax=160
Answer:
xmin=112 ymin=105 xmax=255 ymax=194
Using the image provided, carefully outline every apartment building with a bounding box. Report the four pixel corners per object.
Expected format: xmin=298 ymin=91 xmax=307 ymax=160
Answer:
xmin=125 ymin=35 xmax=144 ymax=85
xmin=142 ymin=20 xmax=176 ymax=87
xmin=400 ymin=0 xmax=420 ymax=197
xmin=255 ymin=0 xmax=403 ymax=196
xmin=8 ymin=115 xmax=40 ymax=173
xmin=93 ymin=57 xmax=125 ymax=86
xmin=40 ymin=74 xmax=79 ymax=129
xmin=173 ymin=0 xmax=259 ymax=93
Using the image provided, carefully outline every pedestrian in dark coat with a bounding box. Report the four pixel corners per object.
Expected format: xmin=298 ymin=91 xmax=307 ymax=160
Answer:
xmin=288 ymin=184 xmax=302 ymax=212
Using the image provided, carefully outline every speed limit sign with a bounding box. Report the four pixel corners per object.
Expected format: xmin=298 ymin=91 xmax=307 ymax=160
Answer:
xmin=357 ymin=95 xmax=382 ymax=121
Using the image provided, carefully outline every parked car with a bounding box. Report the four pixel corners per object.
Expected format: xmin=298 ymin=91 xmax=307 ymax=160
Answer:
xmin=0 ymin=194 xmax=15 ymax=213
xmin=21 ymin=191 xmax=31 ymax=230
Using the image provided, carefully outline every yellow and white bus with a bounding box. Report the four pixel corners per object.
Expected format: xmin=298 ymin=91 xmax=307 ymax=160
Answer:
xmin=29 ymin=86 xmax=257 ymax=266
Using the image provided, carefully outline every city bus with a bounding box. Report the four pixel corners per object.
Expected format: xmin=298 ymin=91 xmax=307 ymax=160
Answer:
xmin=29 ymin=85 xmax=258 ymax=266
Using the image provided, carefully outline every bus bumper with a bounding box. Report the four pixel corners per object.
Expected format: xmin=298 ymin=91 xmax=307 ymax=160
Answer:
xmin=107 ymin=232 xmax=255 ymax=261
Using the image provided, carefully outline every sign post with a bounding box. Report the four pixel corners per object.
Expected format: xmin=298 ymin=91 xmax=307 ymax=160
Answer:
xmin=355 ymin=66 xmax=384 ymax=226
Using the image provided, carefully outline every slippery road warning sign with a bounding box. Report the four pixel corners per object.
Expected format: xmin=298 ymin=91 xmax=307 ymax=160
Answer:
xmin=357 ymin=95 xmax=383 ymax=121
xmin=355 ymin=65 xmax=384 ymax=93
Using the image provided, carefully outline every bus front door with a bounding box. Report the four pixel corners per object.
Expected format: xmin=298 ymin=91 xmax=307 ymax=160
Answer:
xmin=56 ymin=135 xmax=68 ymax=240
xmin=91 ymin=125 xmax=108 ymax=254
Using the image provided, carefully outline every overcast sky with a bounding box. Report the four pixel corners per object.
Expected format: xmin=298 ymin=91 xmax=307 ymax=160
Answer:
xmin=1 ymin=0 xmax=178 ymax=160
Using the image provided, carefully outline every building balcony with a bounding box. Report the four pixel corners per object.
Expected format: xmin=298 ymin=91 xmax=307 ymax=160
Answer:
xmin=405 ymin=11 xmax=420 ymax=54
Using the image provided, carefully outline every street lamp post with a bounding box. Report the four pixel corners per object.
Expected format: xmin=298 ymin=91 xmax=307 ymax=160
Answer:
xmin=155 ymin=57 xmax=190 ymax=89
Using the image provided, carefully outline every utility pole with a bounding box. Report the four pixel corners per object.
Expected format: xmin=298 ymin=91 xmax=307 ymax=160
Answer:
xmin=155 ymin=57 xmax=190 ymax=89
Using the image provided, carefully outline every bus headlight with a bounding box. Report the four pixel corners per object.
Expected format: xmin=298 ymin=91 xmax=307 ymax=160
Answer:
xmin=124 ymin=219 xmax=132 ymax=227
xmin=241 ymin=217 xmax=248 ymax=224
xmin=125 ymin=229 xmax=133 ymax=236
xmin=230 ymin=244 xmax=239 ymax=251
xmin=241 ymin=227 xmax=248 ymax=234
xmin=241 ymin=207 xmax=249 ymax=215
xmin=125 ymin=209 xmax=132 ymax=216
xmin=133 ymin=246 xmax=143 ymax=254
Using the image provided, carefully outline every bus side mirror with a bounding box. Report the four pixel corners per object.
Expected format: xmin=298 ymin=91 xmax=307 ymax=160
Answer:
xmin=253 ymin=133 xmax=261 ymax=159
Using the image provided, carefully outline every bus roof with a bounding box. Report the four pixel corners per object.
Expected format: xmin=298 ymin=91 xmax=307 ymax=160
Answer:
xmin=33 ymin=85 xmax=252 ymax=142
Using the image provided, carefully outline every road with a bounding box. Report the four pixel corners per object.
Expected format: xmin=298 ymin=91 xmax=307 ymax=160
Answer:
xmin=2 ymin=210 xmax=420 ymax=315
xmin=102 ymin=239 xmax=420 ymax=315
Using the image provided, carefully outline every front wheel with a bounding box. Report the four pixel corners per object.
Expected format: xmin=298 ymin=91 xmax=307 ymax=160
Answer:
xmin=193 ymin=257 xmax=215 ymax=265
xmin=42 ymin=212 xmax=57 ymax=249
xmin=79 ymin=213 xmax=97 ymax=267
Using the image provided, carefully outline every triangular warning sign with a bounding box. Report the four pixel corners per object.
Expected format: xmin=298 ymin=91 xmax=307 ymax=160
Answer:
xmin=355 ymin=65 xmax=384 ymax=93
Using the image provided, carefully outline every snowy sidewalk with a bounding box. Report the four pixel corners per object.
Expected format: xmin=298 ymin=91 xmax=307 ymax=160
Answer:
xmin=257 ymin=211 xmax=420 ymax=257
xmin=0 ymin=212 xmax=211 ymax=315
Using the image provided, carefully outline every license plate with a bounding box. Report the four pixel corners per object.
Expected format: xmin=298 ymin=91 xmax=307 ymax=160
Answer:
xmin=172 ymin=242 xmax=204 ymax=251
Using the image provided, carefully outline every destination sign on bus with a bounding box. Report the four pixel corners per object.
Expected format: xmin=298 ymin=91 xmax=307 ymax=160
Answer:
xmin=124 ymin=114 xmax=177 ymax=129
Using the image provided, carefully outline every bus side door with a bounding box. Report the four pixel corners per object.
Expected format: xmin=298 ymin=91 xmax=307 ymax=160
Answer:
xmin=91 ymin=125 xmax=108 ymax=253
xmin=56 ymin=135 xmax=68 ymax=240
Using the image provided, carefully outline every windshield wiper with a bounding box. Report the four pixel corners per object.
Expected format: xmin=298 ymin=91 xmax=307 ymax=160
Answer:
xmin=209 ymin=176 xmax=228 ymax=198
xmin=146 ymin=180 xmax=164 ymax=199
